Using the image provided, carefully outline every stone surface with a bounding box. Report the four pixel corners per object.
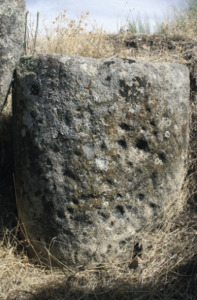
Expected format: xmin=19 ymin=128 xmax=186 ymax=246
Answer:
xmin=0 ymin=0 xmax=25 ymax=112
xmin=13 ymin=54 xmax=190 ymax=265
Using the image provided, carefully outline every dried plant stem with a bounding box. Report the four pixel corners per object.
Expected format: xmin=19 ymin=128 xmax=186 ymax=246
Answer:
xmin=33 ymin=12 xmax=40 ymax=54
xmin=23 ymin=10 xmax=29 ymax=55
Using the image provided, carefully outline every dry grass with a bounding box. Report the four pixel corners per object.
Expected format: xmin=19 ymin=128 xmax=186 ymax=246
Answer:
xmin=25 ymin=8 xmax=197 ymax=59
xmin=0 ymin=227 xmax=66 ymax=300
xmin=156 ymin=4 xmax=197 ymax=38
xmin=25 ymin=11 xmax=129 ymax=58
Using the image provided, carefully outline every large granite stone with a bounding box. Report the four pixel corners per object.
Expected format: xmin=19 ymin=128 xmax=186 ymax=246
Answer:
xmin=0 ymin=0 xmax=25 ymax=112
xmin=13 ymin=54 xmax=190 ymax=265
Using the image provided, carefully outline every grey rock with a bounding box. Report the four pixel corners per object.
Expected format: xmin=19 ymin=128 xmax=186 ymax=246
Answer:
xmin=0 ymin=0 xmax=25 ymax=112
xmin=13 ymin=54 xmax=190 ymax=265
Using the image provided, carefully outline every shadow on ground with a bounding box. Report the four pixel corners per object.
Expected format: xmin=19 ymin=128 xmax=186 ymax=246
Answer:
xmin=6 ymin=254 xmax=197 ymax=300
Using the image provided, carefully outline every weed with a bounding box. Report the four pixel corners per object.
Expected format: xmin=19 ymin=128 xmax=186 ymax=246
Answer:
xmin=156 ymin=0 xmax=197 ymax=38
xmin=25 ymin=10 xmax=128 ymax=58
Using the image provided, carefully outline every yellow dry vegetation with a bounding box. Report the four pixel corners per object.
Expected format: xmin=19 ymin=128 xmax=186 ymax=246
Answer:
xmin=156 ymin=5 xmax=197 ymax=37
xmin=26 ymin=11 xmax=131 ymax=58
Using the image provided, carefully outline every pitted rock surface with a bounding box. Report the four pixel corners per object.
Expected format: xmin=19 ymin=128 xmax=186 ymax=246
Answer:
xmin=0 ymin=0 xmax=25 ymax=112
xmin=13 ymin=54 xmax=190 ymax=265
